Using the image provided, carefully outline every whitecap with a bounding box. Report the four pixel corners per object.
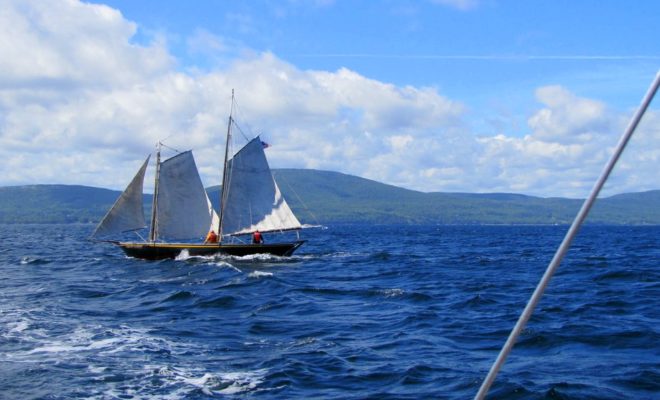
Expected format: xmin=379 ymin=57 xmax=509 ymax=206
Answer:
xmin=87 ymin=365 xmax=107 ymax=374
xmin=382 ymin=288 xmax=405 ymax=298
xmin=248 ymin=270 xmax=273 ymax=278
xmin=182 ymin=372 xmax=215 ymax=389
xmin=175 ymin=249 xmax=191 ymax=260
xmin=173 ymin=251 xmax=243 ymax=272
xmin=301 ymin=223 xmax=326 ymax=229
xmin=18 ymin=324 xmax=177 ymax=361
xmin=143 ymin=365 xmax=268 ymax=397
xmin=19 ymin=256 xmax=45 ymax=265
xmin=215 ymin=369 xmax=268 ymax=395
xmin=27 ymin=343 xmax=79 ymax=354
xmin=179 ymin=252 xmax=224 ymax=263
xmin=292 ymin=336 xmax=317 ymax=347
xmin=236 ymin=253 xmax=280 ymax=262
xmin=214 ymin=260 xmax=242 ymax=272
xmin=8 ymin=320 xmax=29 ymax=334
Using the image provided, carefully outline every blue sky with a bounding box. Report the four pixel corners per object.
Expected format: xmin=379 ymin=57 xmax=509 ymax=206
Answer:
xmin=105 ymin=0 xmax=659 ymax=106
xmin=0 ymin=0 xmax=658 ymax=197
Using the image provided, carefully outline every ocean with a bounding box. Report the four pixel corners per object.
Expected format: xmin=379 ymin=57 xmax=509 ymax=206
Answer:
xmin=0 ymin=224 xmax=658 ymax=399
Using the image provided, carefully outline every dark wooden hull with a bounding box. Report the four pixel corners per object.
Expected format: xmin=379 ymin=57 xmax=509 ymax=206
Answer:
xmin=116 ymin=240 xmax=306 ymax=260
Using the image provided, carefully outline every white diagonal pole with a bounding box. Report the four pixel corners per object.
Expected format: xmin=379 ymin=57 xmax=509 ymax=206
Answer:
xmin=475 ymin=70 xmax=660 ymax=400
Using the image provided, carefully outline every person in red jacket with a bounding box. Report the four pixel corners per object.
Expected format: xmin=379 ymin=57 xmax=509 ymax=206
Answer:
xmin=205 ymin=230 xmax=218 ymax=244
xmin=252 ymin=230 xmax=264 ymax=244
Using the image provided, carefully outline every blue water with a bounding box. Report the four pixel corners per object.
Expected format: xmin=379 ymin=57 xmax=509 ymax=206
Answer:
xmin=0 ymin=224 xmax=658 ymax=399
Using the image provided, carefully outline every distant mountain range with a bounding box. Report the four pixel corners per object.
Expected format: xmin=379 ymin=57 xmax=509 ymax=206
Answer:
xmin=1 ymin=169 xmax=658 ymax=225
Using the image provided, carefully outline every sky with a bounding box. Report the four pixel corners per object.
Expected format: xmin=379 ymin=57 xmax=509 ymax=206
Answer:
xmin=1 ymin=0 xmax=659 ymax=198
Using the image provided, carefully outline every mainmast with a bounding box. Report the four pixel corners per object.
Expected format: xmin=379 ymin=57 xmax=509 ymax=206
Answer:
xmin=218 ymin=90 xmax=234 ymax=238
xmin=148 ymin=142 xmax=161 ymax=242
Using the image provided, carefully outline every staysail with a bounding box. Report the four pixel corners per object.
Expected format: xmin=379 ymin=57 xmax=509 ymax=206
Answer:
xmin=220 ymin=137 xmax=302 ymax=236
xmin=155 ymin=151 xmax=215 ymax=240
xmin=208 ymin=193 xmax=220 ymax=233
xmin=91 ymin=155 xmax=150 ymax=238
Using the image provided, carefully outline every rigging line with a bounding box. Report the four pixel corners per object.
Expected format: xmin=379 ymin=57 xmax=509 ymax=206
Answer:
xmin=160 ymin=142 xmax=181 ymax=153
xmin=232 ymin=119 xmax=251 ymax=142
xmin=474 ymin=69 xmax=660 ymax=400
xmin=159 ymin=133 xmax=181 ymax=146
xmin=134 ymin=230 xmax=146 ymax=242
xmin=229 ymin=95 xmax=256 ymax=143
xmin=276 ymin=171 xmax=321 ymax=226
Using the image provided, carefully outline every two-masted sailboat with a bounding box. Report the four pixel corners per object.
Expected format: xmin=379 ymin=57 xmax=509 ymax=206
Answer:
xmin=91 ymin=95 xmax=305 ymax=260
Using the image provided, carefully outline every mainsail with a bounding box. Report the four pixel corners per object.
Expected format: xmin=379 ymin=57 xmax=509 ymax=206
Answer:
xmin=91 ymin=155 xmax=150 ymax=238
xmin=155 ymin=151 xmax=215 ymax=240
xmin=220 ymin=137 xmax=302 ymax=236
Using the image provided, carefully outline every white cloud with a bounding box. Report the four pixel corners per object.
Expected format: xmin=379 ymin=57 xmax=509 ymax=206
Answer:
xmin=528 ymin=85 xmax=609 ymax=143
xmin=476 ymin=88 xmax=659 ymax=197
xmin=0 ymin=0 xmax=657 ymax=198
xmin=0 ymin=0 xmax=172 ymax=89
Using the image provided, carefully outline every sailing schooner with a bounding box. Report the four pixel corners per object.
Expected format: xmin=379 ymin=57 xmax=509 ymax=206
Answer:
xmin=91 ymin=95 xmax=305 ymax=260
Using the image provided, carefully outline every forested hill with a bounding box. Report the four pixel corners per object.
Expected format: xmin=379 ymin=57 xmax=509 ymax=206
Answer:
xmin=272 ymin=169 xmax=660 ymax=225
xmin=1 ymin=169 xmax=658 ymax=224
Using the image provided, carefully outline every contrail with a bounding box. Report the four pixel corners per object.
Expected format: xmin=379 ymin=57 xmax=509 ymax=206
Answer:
xmin=291 ymin=54 xmax=660 ymax=60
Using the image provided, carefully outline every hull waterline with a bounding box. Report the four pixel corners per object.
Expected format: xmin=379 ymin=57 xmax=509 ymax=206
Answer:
xmin=116 ymin=240 xmax=306 ymax=260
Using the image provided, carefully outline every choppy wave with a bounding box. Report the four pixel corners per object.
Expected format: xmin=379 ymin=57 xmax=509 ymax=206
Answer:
xmin=0 ymin=224 xmax=658 ymax=398
xmin=19 ymin=255 xmax=50 ymax=265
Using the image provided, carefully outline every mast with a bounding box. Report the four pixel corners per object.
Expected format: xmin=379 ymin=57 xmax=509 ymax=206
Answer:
xmin=218 ymin=90 xmax=234 ymax=238
xmin=148 ymin=142 xmax=162 ymax=242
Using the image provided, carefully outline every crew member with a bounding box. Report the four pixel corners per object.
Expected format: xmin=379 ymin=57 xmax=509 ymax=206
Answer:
xmin=252 ymin=230 xmax=263 ymax=244
xmin=205 ymin=230 xmax=219 ymax=243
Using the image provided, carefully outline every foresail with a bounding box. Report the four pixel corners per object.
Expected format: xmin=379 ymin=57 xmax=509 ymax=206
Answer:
xmin=207 ymin=192 xmax=220 ymax=233
xmin=221 ymin=137 xmax=302 ymax=236
xmin=155 ymin=151 xmax=213 ymax=240
xmin=91 ymin=155 xmax=150 ymax=238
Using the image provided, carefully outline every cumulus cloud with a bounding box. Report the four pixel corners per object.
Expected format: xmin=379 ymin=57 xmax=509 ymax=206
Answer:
xmin=0 ymin=0 xmax=657 ymax=198
xmin=211 ymin=56 xmax=467 ymax=186
xmin=528 ymin=85 xmax=609 ymax=143
xmin=0 ymin=0 xmax=171 ymax=89
xmin=477 ymin=87 xmax=659 ymax=197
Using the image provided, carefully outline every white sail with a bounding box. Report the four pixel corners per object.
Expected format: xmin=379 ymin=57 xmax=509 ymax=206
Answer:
xmin=155 ymin=151 xmax=214 ymax=240
xmin=207 ymin=192 xmax=220 ymax=233
xmin=91 ymin=155 xmax=150 ymax=238
xmin=221 ymin=137 xmax=302 ymax=236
